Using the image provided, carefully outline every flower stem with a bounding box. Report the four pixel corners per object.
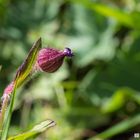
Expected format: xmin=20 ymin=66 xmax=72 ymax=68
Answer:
xmin=0 ymin=95 xmax=9 ymax=132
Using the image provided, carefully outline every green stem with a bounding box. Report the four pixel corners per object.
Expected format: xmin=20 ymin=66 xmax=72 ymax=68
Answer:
xmin=0 ymin=95 xmax=9 ymax=132
xmin=1 ymin=85 xmax=17 ymax=140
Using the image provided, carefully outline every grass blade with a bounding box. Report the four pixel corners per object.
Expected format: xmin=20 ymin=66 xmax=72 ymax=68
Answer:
xmin=8 ymin=120 xmax=56 ymax=140
xmin=70 ymin=0 xmax=140 ymax=29
xmin=15 ymin=37 xmax=41 ymax=87
xmin=89 ymin=114 xmax=140 ymax=140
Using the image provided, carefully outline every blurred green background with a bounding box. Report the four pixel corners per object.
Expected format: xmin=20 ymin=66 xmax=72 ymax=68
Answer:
xmin=1 ymin=0 xmax=140 ymax=139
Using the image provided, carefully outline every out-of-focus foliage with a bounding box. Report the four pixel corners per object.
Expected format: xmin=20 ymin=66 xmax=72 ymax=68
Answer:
xmin=0 ymin=0 xmax=140 ymax=139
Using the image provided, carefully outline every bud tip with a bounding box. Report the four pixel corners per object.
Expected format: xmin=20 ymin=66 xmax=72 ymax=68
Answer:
xmin=63 ymin=48 xmax=73 ymax=57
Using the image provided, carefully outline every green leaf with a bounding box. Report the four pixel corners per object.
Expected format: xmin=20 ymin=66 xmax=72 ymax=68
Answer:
xmin=101 ymin=88 xmax=140 ymax=113
xmin=8 ymin=120 xmax=56 ymax=140
xmin=89 ymin=114 xmax=140 ymax=140
xmin=70 ymin=0 xmax=140 ymax=29
xmin=101 ymin=88 xmax=128 ymax=113
xmin=88 ymin=3 xmax=133 ymax=28
xmin=14 ymin=37 xmax=42 ymax=87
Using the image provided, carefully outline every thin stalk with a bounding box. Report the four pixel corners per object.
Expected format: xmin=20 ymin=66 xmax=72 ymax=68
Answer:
xmin=0 ymin=95 xmax=9 ymax=134
xmin=1 ymin=82 xmax=17 ymax=140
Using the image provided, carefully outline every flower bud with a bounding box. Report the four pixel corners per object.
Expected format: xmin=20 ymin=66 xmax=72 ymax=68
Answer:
xmin=36 ymin=47 xmax=73 ymax=73
xmin=3 ymin=81 xmax=14 ymax=95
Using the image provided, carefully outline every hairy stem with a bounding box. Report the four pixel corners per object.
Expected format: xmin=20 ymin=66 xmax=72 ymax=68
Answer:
xmin=0 ymin=95 xmax=10 ymax=133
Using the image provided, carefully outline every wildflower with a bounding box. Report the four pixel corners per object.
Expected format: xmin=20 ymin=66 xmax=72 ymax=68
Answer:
xmin=3 ymin=47 xmax=73 ymax=95
xmin=36 ymin=47 xmax=73 ymax=73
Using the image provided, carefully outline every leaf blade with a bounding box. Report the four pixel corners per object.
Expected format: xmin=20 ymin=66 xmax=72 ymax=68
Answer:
xmin=14 ymin=37 xmax=42 ymax=87
xmin=89 ymin=114 xmax=140 ymax=140
xmin=8 ymin=120 xmax=56 ymax=140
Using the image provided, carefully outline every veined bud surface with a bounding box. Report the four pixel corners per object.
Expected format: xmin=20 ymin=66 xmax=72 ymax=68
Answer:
xmin=36 ymin=47 xmax=73 ymax=73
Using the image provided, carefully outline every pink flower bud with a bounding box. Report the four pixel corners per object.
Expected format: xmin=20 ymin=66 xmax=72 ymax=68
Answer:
xmin=36 ymin=47 xmax=73 ymax=73
xmin=3 ymin=81 xmax=14 ymax=95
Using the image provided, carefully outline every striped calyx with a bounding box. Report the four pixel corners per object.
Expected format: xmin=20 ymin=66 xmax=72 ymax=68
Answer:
xmin=36 ymin=47 xmax=73 ymax=73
